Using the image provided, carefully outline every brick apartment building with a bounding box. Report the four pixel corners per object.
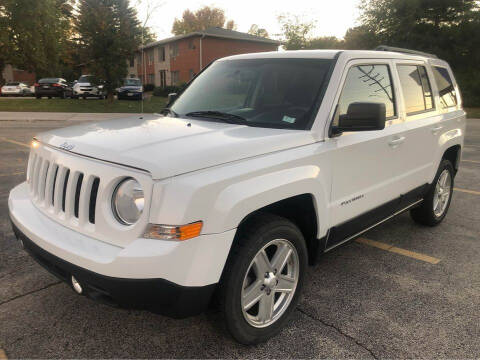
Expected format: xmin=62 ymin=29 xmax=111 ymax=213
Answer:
xmin=129 ymin=27 xmax=280 ymax=87
xmin=1 ymin=64 xmax=36 ymax=85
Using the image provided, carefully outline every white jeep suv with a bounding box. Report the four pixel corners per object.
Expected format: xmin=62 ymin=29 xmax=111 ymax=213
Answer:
xmin=9 ymin=48 xmax=465 ymax=344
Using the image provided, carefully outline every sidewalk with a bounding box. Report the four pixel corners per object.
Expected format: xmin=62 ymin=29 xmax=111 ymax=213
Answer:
xmin=0 ymin=112 xmax=143 ymax=122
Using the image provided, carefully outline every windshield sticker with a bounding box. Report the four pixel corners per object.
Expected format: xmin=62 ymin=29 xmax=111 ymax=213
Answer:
xmin=282 ymin=115 xmax=296 ymax=124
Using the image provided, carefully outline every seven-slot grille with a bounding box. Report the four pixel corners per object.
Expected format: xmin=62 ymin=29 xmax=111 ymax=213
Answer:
xmin=27 ymin=152 xmax=100 ymax=225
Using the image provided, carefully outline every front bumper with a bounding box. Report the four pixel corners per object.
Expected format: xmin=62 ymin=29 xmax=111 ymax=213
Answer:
xmin=8 ymin=182 xmax=236 ymax=317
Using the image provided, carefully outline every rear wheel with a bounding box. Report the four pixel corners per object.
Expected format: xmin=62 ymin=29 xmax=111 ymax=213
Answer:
xmin=410 ymin=159 xmax=454 ymax=226
xmin=219 ymin=213 xmax=307 ymax=344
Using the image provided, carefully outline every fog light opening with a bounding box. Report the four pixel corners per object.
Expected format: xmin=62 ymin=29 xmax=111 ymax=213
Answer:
xmin=71 ymin=275 xmax=83 ymax=294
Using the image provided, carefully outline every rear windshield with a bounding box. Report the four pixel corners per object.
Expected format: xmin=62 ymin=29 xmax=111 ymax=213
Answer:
xmin=171 ymin=58 xmax=334 ymax=130
xmin=78 ymin=75 xmax=94 ymax=83
xmin=124 ymin=78 xmax=141 ymax=86
xmin=39 ymin=78 xmax=60 ymax=84
xmin=5 ymin=82 xmax=20 ymax=86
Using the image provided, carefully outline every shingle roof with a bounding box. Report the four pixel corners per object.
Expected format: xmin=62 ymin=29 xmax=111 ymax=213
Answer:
xmin=140 ymin=27 xmax=280 ymax=50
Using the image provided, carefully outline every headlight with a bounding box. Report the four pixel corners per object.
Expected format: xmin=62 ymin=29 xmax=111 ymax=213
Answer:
xmin=112 ymin=178 xmax=144 ymax=225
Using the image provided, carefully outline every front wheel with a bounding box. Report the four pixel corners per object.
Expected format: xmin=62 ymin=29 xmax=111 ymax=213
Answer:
xmin=219 ymin=213 xmax=307 ymax=344
xmin=410 ymin=159 xmax=454 ymax=226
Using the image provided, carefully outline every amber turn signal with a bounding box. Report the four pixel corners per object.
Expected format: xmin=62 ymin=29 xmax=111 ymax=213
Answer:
xmin=143 ymin=221 xmax=203 ymax=241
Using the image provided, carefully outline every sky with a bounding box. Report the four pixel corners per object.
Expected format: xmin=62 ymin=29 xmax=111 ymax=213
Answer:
xmin=135 ymin=0 xmax=362 ymax=41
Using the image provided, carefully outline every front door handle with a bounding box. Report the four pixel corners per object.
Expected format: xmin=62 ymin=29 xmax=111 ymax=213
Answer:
xmin=389 ymin=136 xmax=406 ymax=147
xmin=431 ymin=125 xmax=444 ymax=135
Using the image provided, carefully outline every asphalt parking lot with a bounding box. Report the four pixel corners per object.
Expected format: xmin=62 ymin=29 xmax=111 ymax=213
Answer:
xmin=0 ymin=117 xmax=479 ymax=358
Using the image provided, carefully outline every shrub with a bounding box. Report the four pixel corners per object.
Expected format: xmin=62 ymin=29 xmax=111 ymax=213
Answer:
xmin=153 ymin=85 xmax=182 ymax=97
xmin=143 ymin=83 xmax=155 ymax=92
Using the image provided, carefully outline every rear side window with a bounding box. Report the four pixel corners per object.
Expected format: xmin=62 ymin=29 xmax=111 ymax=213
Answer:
xmin=432 ymin=66 xmax=457 ymax=109
xmin=397 ymin=65 xmax=434 ymax=115
xmin=336 ymin=64 xmax=396 ymax=121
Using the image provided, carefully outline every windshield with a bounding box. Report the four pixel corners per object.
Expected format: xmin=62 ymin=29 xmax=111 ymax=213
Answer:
xmin=5 ymin=82 xmax=20 ymax=86
xmin=171 ymin=58 xmax=333 ymax=130
xmin=78 ymin=75 xmax=94 ymax=83
xmin=124 ymin=78 xmax=141 ymax=86
xmin=39 ymin=78 xmax=60 ymax=84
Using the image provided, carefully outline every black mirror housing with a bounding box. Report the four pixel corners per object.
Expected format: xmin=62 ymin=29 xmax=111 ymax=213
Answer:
xmin=332 ymin=102 xmax=386 ymax=135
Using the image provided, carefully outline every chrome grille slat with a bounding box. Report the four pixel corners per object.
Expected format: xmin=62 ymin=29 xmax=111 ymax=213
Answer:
xmin=37 ymin=160 xmax=50 ymax=202
xmin=64 ymin=171 xmax=80 ymax=219
xmin=32 ymin=157 xmax=43 ymax=197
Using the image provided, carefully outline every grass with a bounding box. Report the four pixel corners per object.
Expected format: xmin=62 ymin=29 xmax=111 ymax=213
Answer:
xmin=0 ymin=95 xmax=167 ymax=113
xmin=465 ymin=108 xmax=480 ymax=119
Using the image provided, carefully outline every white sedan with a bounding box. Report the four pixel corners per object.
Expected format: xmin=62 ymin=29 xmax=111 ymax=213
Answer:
xmin=1 ymin=82 xmax=33 ymax=96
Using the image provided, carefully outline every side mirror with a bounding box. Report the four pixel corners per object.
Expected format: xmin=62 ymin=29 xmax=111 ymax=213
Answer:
xmin=332 ymin=102 xmax=386 ymax=135
xmin=167 ymin=92 xmax=178 ymax=106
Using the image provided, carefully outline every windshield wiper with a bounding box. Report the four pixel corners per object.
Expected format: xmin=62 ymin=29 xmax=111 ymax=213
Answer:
xmin=185 ymin=110 xmax=247 ymax=124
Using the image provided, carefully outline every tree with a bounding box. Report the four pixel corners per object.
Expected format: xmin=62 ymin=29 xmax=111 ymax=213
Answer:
xmin=75 ymin=0 xmax=142 ymax=101
xmin=1 ymin=0 xmax=74 ymax=79
xmin=356 ymin=0 xmax=480 ymax=105
xmin=277 ymin=14 xmax=316 ymax=50
xmin=171 ymin=6 xmax=236 ymax=35
xmin=343 ymin=25 xmax=378 ymax=50
xmin=248 ymin=24 xmax=269 ymax=38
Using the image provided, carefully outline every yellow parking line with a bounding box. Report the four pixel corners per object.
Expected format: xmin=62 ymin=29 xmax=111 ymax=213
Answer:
xmin=0 ymin=349 xmax=7 ymax=360
xmin=454 ymin=187 xmax=480 ymax=196
xmin=0 ymin=137 xmax=30 ymax=149
xmin=461 ymin=159 xmax=480 ymax=164
xmin=355 ymin=237 xmax=441 ymax=264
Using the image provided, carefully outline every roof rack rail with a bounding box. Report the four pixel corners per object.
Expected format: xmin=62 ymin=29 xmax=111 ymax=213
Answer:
xmin=374 ymin=45 xmax=438 ymax=59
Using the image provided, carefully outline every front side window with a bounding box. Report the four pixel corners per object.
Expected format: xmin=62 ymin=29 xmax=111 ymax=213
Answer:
xmin=171 ymin=58 xmax=334 ymax=130
xmin=398 ymin=65 xmax=434 ymax=115
xmin=433 ymin=66 xmax=457 ymax=109
xmin=336 ymin=64 xmax=396 ymax=123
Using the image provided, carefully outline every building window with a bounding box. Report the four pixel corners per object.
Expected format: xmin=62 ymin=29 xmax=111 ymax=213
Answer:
xmin=148 ymin=51 xmax=154 ymax=65
xmin=147 ymin=74 xmax=154 ymax=84
xmin=160 ymin=70 xmax=166 ymax=88
xmin=129 ymin=57 xmax=134 ymax=67
xmin=188 ymin=39 xmax=195 ymax=49
xmin=171 ymin=71 xmax=180 ymax=85
xmin=171 ymin=43 xmax=179 ymax=57
xmin=189 ymin=69 xmax=195 ymax=80
xmin=136 ymin=53 xmax=142 ymax=65
xmin=158 ymin=46 xmax=165 ymax=62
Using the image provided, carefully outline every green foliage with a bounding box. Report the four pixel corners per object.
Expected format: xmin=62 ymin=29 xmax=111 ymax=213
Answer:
xmin=143 ymin=83 xmax=155 ymax=91
xmin=153 ymin=84 xmax=185 ymax=97
xmin=171 ymin=6 xmax=236 ymax=35
xmin=75 ymin=0 xmax=142 ymax=100
xmin=1 ymin=0 xmax=74 ymax=79
xmin=357 ymin=0 xmax=480 ymax=106
xmin=248 ymin=24 xmax=269 ymax=38
xmin=277 ymin=14 xmax=315 ymax=50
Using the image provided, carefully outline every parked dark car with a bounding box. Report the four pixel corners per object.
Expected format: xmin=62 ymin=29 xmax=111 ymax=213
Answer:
xmin=35 ymin=78 xmax=73 ymax=99
xmin=117 ymin=78 xmax=143 ymax=100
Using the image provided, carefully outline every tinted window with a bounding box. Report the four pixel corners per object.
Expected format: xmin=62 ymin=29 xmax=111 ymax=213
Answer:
xmin=171 ymin=58 xmax=333 ymax=130
xmin=337 ymin=64 xmax=395 ymax=122
xmin=78 ymin=75 xmax=94 ymax=83
xmin=398 ymin=65 xmax=434 ymax=115
xmin=433 ymin=66 xmax=457 ymax=108
xmin=39 ymin=78 xmax=60 ymax=84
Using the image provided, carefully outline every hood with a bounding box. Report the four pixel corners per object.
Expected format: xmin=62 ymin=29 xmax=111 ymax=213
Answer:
xmin=36 ymin=115 xmax=317 ymax=180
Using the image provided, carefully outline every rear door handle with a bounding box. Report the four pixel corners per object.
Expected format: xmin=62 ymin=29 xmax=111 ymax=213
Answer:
xmin=389 ymin=136 xmax=406 ymax=147
xmin=431 ymin=125 xmax=444 ymax=134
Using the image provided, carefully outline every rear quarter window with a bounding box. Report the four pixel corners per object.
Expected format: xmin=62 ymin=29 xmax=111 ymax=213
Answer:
xmin=432 ymin=66 xmax=457 ymax=108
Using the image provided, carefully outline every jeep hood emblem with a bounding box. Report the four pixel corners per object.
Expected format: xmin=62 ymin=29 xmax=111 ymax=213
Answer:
xmin=59 ymin=142 xmax=75 ymax=151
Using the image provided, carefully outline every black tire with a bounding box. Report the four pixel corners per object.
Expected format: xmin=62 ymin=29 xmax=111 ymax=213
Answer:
xmin=219 ymin=213 xmax=308 ymax=344
xmin=410 ymin=159 xmax=454 ymax=226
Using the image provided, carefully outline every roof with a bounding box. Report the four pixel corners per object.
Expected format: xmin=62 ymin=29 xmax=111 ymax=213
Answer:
xmin=140 ymin=27 xmax=280 ymax=50
xmin=222 ymin=49 xmax=444 ymax=62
